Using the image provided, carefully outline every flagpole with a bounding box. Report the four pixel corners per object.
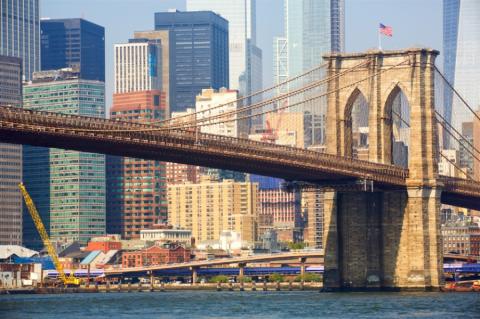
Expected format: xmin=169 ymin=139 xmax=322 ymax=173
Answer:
xmin=378 ymin=29 xmax=382 ymax=51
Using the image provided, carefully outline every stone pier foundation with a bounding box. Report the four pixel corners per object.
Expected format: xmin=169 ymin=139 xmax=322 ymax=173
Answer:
xmin=323 ymin=188 xmax=443 ymax=291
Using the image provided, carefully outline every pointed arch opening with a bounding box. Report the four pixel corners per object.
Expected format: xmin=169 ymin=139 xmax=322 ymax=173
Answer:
xmin=384 ymin=86 xmax=411 ymax=168
xmin=345 ymin=88 xmax=370 ymax=160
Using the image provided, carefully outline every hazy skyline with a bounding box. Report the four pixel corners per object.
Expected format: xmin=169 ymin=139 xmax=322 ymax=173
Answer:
xmin=42 ymin=0 xmax=442 ymax=109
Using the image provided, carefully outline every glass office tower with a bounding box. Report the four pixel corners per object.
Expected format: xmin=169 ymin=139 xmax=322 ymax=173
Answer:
xmin=186 ymin=0 xmax=262 ymax=97
xmin=283 ymin=0 xmax=344 ymax=146
xmin=23 ymin=69 xmax=106 ymax=247
xmin=443 ymin=0 xmax=480 ymax=133
xmin=41 ymin=18 xmax=105 ymax=81
xmin=285 ymin=0 xmax=344 ymax=78
xmin=0 ymin=0 xmax=40 ymax=245
xmin=0 ymin=56 xmax=23 ymax=245
xmin=154 ymin=11 xmax=229 ymax=113
xmin=0 ymin=0 xmax=40 ymax=81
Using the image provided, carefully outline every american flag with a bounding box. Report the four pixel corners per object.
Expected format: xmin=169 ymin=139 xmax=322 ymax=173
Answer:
xmin=379 ymin=23 xmax=393 ymax=37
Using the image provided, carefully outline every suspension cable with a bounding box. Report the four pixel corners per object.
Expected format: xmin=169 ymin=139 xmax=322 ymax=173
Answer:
xmin=60 ymin=59 xmax=408 ymax=133
xmin=435 ymin=110 xmax=480 ymax=158
xmin=160 ymin=59 xmax=371 ymax=130
xmin=393 ymin=109 xmax=474 ymax=180
xmin=148 ymin=62 xmax=330 ymax=127
xmin=434 ymin=66 xmax=480 ymax=123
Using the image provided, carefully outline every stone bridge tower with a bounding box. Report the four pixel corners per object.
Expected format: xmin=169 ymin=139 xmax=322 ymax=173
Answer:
xmin=322 ymin=49 xmax=443 ymax=290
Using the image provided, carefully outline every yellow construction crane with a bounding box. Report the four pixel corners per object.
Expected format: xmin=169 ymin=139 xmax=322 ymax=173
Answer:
xmin=19 ymin=183 xmax=81 ymax=287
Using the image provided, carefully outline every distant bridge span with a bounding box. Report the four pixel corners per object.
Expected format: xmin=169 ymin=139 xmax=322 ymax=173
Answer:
xmin=0 ymin=106 xmax=479 ymax=210
xmin=105 ymin=251 xmax=324 ymax=275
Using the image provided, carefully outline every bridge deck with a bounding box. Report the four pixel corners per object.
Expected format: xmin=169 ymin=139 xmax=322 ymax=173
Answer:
xmin=105 ymin=251 xmax=324 ymax=275
xmin=0 ymin=107 xmax=479 ymax=209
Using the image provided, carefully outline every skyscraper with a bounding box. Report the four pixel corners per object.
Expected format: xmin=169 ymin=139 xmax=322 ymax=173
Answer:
xmin=0 ymin=0 xmax=40 ymax=81
xmin=443 ymin=0 xmax=480 ymax=132
xmin=108 ymin=35 xmax=167 ymax=239
xmin=273 ymin=37 xmax=288 ymax=90
xmin=0 ymin=0 xmax=40 ymax=246
xmin=274 ymin=0 xmax=344 ymax=146
xmin=23 ymin=69 xmax=106 ymax=247
xmin=41 ymin=18 xmax=105 ymax=81
xmin=107 ymin=91 xmax=168 ymax=239
xmin=114 ymin=38 xmax=162 ymax=93
xmin=133 ymin=30 xmax=171 ymax=110
xmin=186 ymin=0 xmax=263 ymax=97
xmin=0 ymin=56 xmax=23 ymax=245
xmin=154 ymin=10 xmax=229 ymax=113
xmin=285 ymin=0 xmax=344 ymax=77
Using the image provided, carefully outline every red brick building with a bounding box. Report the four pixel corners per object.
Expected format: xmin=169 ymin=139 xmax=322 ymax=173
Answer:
xmin=442 ymin=225 xmax=480 ymax=256
xmin=107 ymin=90 xmax=168 ymax=239
xmin=122 ymin=244 xmax=191 ymax=268
xmin=166 ymin=162 xmax=200 ymax=185
xmin=258 ymin=188 xmax=303 ymax=242
xmin=86 ymin=241 xmax=122 ymax=253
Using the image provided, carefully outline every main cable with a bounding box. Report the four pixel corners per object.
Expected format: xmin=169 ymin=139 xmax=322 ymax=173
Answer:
xmin=393 ymin=109 xmax=474 ymax=180
xmin=147 ymin=62 xmax=330 ymax=127
xmin=63 ymin=59 xmax=408 ymax=133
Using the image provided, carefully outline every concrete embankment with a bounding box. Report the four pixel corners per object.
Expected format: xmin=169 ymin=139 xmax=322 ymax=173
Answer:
xmin=1 ymin=282 xmax=322 ymax=294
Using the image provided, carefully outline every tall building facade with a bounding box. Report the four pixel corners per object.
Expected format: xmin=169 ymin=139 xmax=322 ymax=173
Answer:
xmin=0 ymin=56 xmax=22 ymax=245
xmin=186 ymin=0 xmax=263 ymax=97
xmin=273 ymin=37 xmax=288 ymax=89
xmin=107 ymin=91 xmax=168 ymax=239
xmin=0 ymin=0 xmax=40 ymax=246
xmin=0 ymin=0 xmax=40 ymax=80
xmin=40 ymin=18 xmax=105 ymax=81
xmin=23 ymin=69 xmax=106 ymax=247
xmin=285 ymin=0 xmax=344 ymax=78
xmin=114 ymin=39 xmax=162 ymax=93
xmin=154 ymin=10 xmax=229 ymax=113
xmin=443 ymin=0 xmax=480 ymax=133
xmin=134 ymin=30 xmax=171 ymax=110
xmin=168 ymin=176 xmax=259 ymax=243
xmin=274 ymin=0 xmax=344 ymax=146
xmin=108 ymin=33 xmax=168 ymax=240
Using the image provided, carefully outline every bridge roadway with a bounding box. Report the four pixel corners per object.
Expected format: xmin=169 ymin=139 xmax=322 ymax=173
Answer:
xmin=105 ymin=251 xmax=324 ymax=276
xmin=0 ymin=106 xmax=479 ymax=209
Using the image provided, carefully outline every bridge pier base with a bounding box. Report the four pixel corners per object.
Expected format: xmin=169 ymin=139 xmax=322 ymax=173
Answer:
xmin=238 ymin=263 xmax=246 ymax=281
xmin=191 ymin=267 xmax=198 ymax=286
xmin=323 ymin=188 xmax=443 ymax=291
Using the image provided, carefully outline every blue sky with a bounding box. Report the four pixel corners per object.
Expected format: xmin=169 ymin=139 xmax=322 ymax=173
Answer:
xmin=42 ymin=0 xmax=442 ymax=108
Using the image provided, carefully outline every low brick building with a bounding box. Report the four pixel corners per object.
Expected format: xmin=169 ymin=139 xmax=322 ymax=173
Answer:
xmin=122 ymin=244 xmax=191 ymax=268
xmin=442 ymin=225 xmax=480 ymax=256
xmin=86 ymin=240 xmax=122 ymax=253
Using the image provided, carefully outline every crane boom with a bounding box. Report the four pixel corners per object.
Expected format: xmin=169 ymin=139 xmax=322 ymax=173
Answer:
xmin=19 ymin=183 xmax=79 ymax=286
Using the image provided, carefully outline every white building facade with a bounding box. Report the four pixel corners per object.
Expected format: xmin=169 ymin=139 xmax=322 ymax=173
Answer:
xmin=114 ymin=39 xmax=162 ymax=94
xmin=443 ymin=0 xmax=480 ymax=137
xmin=195 ymin=88 xmax=241 ymax=138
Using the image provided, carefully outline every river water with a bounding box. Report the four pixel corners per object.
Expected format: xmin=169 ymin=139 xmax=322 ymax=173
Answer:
xmin=1 ymin=291 xmax=479 ymax=318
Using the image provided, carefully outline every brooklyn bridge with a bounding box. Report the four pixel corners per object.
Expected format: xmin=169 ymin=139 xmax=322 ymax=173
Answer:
xmin=1 ymin=48 xmax=479 ymax=290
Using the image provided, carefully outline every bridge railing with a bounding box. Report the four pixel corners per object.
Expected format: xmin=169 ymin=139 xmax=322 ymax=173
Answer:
xmin=0 ymin=106 xmax=409 ymax=182
xmin=440 ymin=175 xmax=480 ymax=196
